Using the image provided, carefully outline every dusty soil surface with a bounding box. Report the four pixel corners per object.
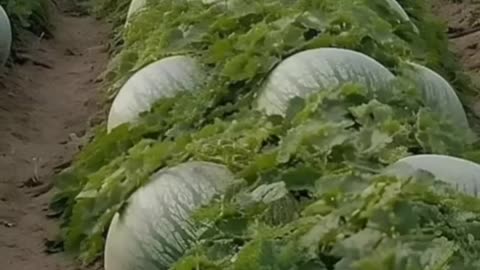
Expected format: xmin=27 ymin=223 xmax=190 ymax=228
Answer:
xmin=0 ymin=0 xmax=108 ymax=269
xmin=431 ymin=0 xmax=480 ymax=119
xmin=432 ymin=0 xmax=480 ymax=73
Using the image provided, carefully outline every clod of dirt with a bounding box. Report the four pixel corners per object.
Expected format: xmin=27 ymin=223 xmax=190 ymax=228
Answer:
xmin=467 ymin=43 xmax=478 ymax=50
xmin=64 ymin=48 xmax=81 ymax=56
xmin=20 ymin=177 xmax=43 ymax=188
xmin=0 ymin=219 xmax=15 ymax=228
xmin=15 ymin=53 xmax=54 ymax=69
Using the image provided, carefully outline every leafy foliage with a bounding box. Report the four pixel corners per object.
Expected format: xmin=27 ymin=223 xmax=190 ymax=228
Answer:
xmin=0 ymin=0 xmax=53 ymax=65
xmin=0 ymin=0 xmax=53 ymax=39
xmin=51 ymin=0 xmax=480 ymax=267
xmin=92 ymin=0 xmax=130 ymax=54
xmin=175 ymin=172 xmax=480 ymax=269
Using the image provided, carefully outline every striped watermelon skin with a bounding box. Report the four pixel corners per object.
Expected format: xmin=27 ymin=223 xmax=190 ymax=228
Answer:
xmin=125 ymin=0 xmax=146 ymax=25
xmin=256 ymin=48 xmax=395 ymax=116
xmin=104 ymin=161 xmax=235 ymax=270
xmin=107 ymin=55 xmax=206 ymax=132
xmin=0 ymin=5 xmax=12 ymax=66
xmin=386 ymin=154 xmax=480 ymax=198
xmin=402 ymin=62 xmax=469 ymax=129
xmin=384 ymin=0 xmax=418 ymax=32
xmin=125 ymin=0 xmax=221 ymax=26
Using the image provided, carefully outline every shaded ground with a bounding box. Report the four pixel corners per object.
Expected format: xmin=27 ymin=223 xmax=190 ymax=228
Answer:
xmin=0 ymin=0 xmax=108 ymax=269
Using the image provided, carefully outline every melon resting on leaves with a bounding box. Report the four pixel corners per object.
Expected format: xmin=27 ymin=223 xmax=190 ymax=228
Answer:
xmin=124 ymin=0 xmax=226 ymax=25
xmin=384 ymin=0 xmax=419 ymax=33
xmin=256 ymin=48 xmax=395 ymax=116
xmin=386 ymin=154 xmax=480 ymax=198
xmin=106 ymin=55 xmax=206 ymax=132
xmin=0 ymin=4 xmax=12 ymax=66
xmin=401 ymin=62 xmax=469 ymax=129
xmin=256 ymin=47 xmax=469 ymax=129
xmin=125 ymin=0 xmax=146 ymax=25
xmin=104 ymin=161 xmax=235 ymax=270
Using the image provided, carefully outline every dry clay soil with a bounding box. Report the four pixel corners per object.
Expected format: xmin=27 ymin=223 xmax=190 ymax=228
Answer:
xmin=0 ymin=0 xmax=480 ymax=270
xmin=0 ymin=1 xmax=108 ymax=269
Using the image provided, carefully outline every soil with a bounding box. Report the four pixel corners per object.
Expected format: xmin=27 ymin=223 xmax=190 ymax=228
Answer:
xmin=431 ymin=0 xmax=480 ymax=72
xmin=431 ymin=0 xmax=480 ymax=115
xmin=0 ymin=0 xmax=108 ymax=269
xmin=0 ymin=0 xmax=479 ymax=270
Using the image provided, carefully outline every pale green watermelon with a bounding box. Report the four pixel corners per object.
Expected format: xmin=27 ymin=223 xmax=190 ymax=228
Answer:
xmin=107 ymin=55 xmax=206 ymax=132
xmin=402 ymin=62 xmax=469 ymax=129
xmin=256 ymin=48 xmax=395 ymax=116
xmin=125 ymin=0 xmax=147 ymax=25
xmin=104 ymin=161 xmax=235 ymax=270
xmin=0 ymin=5 xmax=12 ymax=66
xmin=386 ymin=154 xmax=480 ymax=197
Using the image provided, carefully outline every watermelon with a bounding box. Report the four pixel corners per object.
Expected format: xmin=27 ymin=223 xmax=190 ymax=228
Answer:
xmin=402 ymin=61 xmax=469 ymax=129
xmin=386 ymin=154 xmax=480 ymax=197
xmin=256 ymin=48 xmax=395 ymax=116
xmin=107 ymin=55 xmax=206 ymax=132
xmin=104 ymin=161 xmax=235 ymax=270
xmin=0 ymin=5 xmax=12 ymax=66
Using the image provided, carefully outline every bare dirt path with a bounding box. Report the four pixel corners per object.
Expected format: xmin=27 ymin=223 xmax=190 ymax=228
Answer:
xmin=432 ymin=0 xmax=480 ymax=73
xmin=0 ymin=1 xmax=108 ymax=269
xmin=431 ymin=0 xmax=480 ymax=114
